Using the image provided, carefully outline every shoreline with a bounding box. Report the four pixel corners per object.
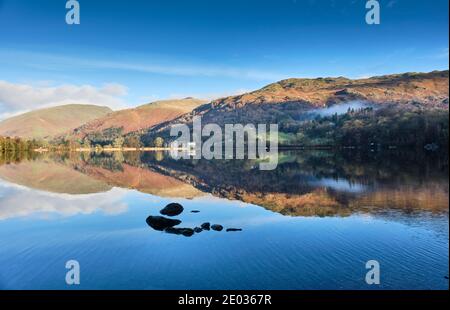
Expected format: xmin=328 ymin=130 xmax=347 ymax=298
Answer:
xmin=31 ymin=144 xmax=419 ymax=153
xmin=33 ymin=147 xmax=190 ymax=153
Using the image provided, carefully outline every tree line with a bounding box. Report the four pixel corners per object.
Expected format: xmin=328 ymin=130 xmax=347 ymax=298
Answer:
xmin=0 ymin=136 xmax=41 ymax=153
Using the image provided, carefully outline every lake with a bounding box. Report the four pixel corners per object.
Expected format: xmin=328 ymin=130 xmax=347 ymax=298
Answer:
xmin=0 ymin=150 xmax=448 ymax=289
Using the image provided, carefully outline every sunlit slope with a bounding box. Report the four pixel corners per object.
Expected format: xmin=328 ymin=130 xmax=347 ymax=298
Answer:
xmin=68 ymin=98 xmax=207 ymax=139
xmin=0 ymin=104 xmax=112 ymax=140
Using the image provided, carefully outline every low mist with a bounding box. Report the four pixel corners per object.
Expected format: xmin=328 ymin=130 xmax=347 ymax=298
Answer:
xmin=308 ymin=101 xmax=375 ymax=118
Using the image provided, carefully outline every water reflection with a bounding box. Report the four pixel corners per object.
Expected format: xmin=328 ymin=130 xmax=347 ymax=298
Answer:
xmin=0 ymin=149 xmax=448 ymax=219
xmin=0 ymin=180 xmax=128 ymax=220
xmin=0 ymin=150 xmax=448 ymax=289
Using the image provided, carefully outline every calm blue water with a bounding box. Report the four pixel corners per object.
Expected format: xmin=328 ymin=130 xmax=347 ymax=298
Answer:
xmin=0 ymin=152 xmax=448 ymax=290
xmin=0 ymin=185 xmax=448 ymax=290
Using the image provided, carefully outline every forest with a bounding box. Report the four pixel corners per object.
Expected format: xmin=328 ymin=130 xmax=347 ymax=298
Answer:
xmin=279 ymin=105 xmax=449 ymax=148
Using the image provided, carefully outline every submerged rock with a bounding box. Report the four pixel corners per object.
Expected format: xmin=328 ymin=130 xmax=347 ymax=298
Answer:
xmin=160 ymin=203 xmax=184 ymax=216
xmin=191 ymin=210 xmax=200 ymax=213
xmin=226 ymin=228 xmax=242 ymax=232
xmin=146 ymin=216 xmax=181 ymax=231
xmin=201 ymin=222 xmax=211 ymax=230
xmin=165 ymin=227 xmax=194 ymax=237
xmin=211 ymin=224 xmax=223 ymax=231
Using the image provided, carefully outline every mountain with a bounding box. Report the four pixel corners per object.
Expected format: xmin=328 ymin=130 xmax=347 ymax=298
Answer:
xmin=142 ymin=70 xmax=449 ymax=147
xmin=152 ymin=70 xmax=449 ymax=128
xmin=208 ymin=70 xmax=449 ymax=109
xmin=67 ymin=98 xmax=206 ymax=142
xmin=4 ymin=71 xmax=446 ymax=148
xmin=0 ymin=104 xmax=112 ymax=140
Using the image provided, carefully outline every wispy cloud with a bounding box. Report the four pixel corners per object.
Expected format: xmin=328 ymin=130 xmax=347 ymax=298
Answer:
xmin=417 ymin=48 xmax=450 ymax=62
xmin=0 ymin=80 xmax=128 ymax=120
xmin=434 ymin=47 xmax=449 ymax=60
xmin=93 ymin=60 xmax=285 ymax=81
xmin=168 ymin=88 xmax=251 ymax=101
xmin=0 ymin=49 xmax=286 ymax=82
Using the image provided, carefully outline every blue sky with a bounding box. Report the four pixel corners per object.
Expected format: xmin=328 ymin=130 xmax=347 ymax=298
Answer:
xmin=0 ymin=0 xmax=448 ymax=117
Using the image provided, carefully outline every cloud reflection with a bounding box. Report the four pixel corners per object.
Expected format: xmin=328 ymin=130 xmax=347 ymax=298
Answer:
xmin=0 ymin=180 xmax=129 ymax=220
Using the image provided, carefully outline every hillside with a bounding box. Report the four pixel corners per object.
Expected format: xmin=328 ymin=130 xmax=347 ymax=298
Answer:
xmin=209 ymin=70 xmax=449 ymax=109
xmin=3 ymin=71 xmax=447 ymax=148
xmin=143 ymin=70 xmax=449 ymax=147
xmin=65 ymin=98 xmax=206 ymax=144
xmin=0 ymin=104 xmax=112 ymax=140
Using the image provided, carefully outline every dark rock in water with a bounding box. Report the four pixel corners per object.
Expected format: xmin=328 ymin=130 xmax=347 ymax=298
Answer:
xmin=226 ymin=228 xmax=242 ymax=232
xmin=445 ymin=276 xmax=449 ymax=280
xmin=164 ymin=227 xmax=181 ymax=235
xmin=160 ymin=203 xmax=184 ymax=216
xmin=201 ymin=222 xmax=211 ymax=230
xmin=191 ymin=210 xmax=200 ymax=213
xmin=194 ymin=227 xmax=203 ymax=233
xmin=211 ymin=224 xmax=223 ymax=231
xmin=165 ymin=227 xmax=194 ymax=237
xmin=181 ymin=228 xmax=195 ymax=237
xmin=146 ymin=216 xmax=181 ymax=231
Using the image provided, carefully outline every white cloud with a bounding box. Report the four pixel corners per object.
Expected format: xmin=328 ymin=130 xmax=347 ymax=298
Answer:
xmin=0 ymin=80 xmax=129 ymax=120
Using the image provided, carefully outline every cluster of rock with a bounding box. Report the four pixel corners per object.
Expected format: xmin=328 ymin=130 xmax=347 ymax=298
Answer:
xmin=145 ymin=203 xmax=242 ymax=237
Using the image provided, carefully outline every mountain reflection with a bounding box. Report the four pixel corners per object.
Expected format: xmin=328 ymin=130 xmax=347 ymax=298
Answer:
xmin=0 ymin=149 xmax=448 ymax=218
